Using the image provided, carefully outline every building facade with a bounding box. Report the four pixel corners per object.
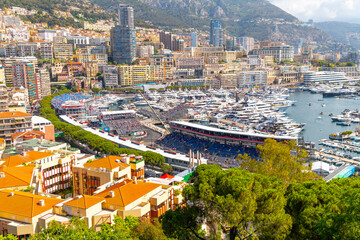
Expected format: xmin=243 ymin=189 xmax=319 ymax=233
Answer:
xmin=249 ymin=46 xmax=294 ymax=62
xmin=210 ymin=20 xmax=223 ymax=47
xmin=0 ymin=111 xmax=32 ymax=144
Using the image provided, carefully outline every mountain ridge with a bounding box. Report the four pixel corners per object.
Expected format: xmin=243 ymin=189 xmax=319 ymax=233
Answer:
xmin=91 ymin=0 xmax=330 ymax=44
xmin=315 ymin=21 xmax=360 ymax=49
xmin=0 ymin=0 xmax=332 ymax=45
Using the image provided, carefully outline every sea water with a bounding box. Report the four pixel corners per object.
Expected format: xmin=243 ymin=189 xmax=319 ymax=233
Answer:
xmin=286 ymin=91 xmax=360 ymax=146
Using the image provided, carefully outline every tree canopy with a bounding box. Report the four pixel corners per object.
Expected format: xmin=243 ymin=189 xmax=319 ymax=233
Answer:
xmin=162 ymin=165 xmax=292 ymax=240
xmin=285 ymin=178 xmax=360 ymax=240
xmin=30 ymin=216 xmax=168 ymax=240
xmin=238 ymin=139 xmax=318 ymax=185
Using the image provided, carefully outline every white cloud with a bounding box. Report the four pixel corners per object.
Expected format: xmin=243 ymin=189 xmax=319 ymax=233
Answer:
xmin=270 ymin=0 xmax=360 ymax=22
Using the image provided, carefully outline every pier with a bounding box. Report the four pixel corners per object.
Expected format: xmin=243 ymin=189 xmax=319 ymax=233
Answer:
xmin=317 ymin=152 xmax=360 ymax=166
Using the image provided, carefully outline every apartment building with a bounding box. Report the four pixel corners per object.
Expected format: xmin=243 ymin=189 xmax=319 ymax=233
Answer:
xmin=176 ymin=57 xmax=204 ymax=70
xmin=51 ymin=61 xmax=64 ymax=78
xmin=26 ymin=150 xmax=75 ymax=194
xmin=110 ymin=26 xmax=136 ymax=65
xmin=136 ymin=45 xmax=154 ymax=58
xmin=38 ymin=29 xmax=57 ymax=42
xmin=95 ymin=179 xmax=174 ymax=220
xmin=17 ymin=43 xmax=38 ymax=57
xmin=237 ymin=71 xmax=268 ymax=87
xmin=53 ymin=43 xmax=73 ymax=60
xmin=183 ymin=47 xmax=237 ymax=64
xmin=103 ymin=65 xmax=119 ymax=88
xmin=0 ymin=190 xmax=63 ymax=238
xmin=0 ymin=111 xmax=32 ymax=145
xmin=249 ymin=46 xmax=294 ymax=62
xmin=217 ymin=74 xmax=238 ymax=89
xmin=31 ymin=116 xmax=55 ymax=142
xmin=39 ymin=43 xmax=53 ymax=59
xmin=73 ymin=155 xmax=144 ymax=195
xmin=0 ymin=65 xmax=8 ymax=113
xmin=8 ymin=88 xmax=29 ymax=113
xmin=11 ymin=61 xmax=38 ymax=102
xmin=38 ymin=68 xmax=51 ymax=99
xmin=159 ymin=31 xmax=185 ymax=52
xmin=119 ymin=65 xmax=164 ymax=86
xmin=0 ymin=165 xmax=184 ymax=238
xmin=60 ymin=195 xmax=112 ymax=230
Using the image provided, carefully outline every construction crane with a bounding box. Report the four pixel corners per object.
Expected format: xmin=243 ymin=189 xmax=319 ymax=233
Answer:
xmin=137 ymin=90 xmax=170 ymax=135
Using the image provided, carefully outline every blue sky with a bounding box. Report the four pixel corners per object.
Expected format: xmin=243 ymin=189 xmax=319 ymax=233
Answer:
xmin=270 ymin=0 xmax=360 ymax=23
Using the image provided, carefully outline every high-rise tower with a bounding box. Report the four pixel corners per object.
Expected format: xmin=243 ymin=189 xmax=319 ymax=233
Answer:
xmin=111 ymin=4 xmax=136 ymax=65
xmin=210 ymin=20 xmax=223 ymax=47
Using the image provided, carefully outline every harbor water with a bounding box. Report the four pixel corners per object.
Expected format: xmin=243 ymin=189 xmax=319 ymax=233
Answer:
xmin=286 ymin=91 xmax=359 ymax=146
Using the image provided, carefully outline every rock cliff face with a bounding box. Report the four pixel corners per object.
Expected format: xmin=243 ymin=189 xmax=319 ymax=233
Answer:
xmin=92 ymin=0 xmax=331 ymax=44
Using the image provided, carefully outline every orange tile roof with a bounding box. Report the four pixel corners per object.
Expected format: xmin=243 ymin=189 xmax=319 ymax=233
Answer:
xmin=66 ymin=62 xmax=82 ymax=65
xmin=84 ymin=156 xmax=129 ymax=171
xmin=0 ymin=155 xmax=32 ymax=167
xmin=11 ymin=131 xmax=45 ymax=140
xmin=24 ymin=151 xmax=54 ymax=161
xmin=0 ymin=166 xmax=34 ymax=188
xmin=0 ymin=111 xmax=31 ymax=118
xmin=95 ymin=180 xmax=161 ymax=207
xmin=64 ymin=195 xmax=104 ymax=209
xmin=0 ymin=189 xmax=63 ymax=218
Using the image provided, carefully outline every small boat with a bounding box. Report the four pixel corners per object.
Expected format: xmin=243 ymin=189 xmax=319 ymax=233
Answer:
xmin=320 ymin=112 xmax=324 ymax=115
xmin=317 ymin=116 xmax=322 ymax=119
xmin=309 ymin=103 xmax=312 ymax=106
xmin=336 ymin=121 xmax=351 ymax=126
xmin=322 ymin=104 xmax=326 ymax=107
xmin=329 ymin=113 xmax=333 ymax=116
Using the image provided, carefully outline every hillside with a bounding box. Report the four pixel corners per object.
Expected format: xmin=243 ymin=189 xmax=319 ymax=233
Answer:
xmin=92 ymin=0 xmax=330 ymax=44
xmin=0 ymin=0 xmax=114 ymax=28
xmin=0 ymin=0 xmax=332 ymax=45
xmin=316 ymin=21 xmax=360 ymax=49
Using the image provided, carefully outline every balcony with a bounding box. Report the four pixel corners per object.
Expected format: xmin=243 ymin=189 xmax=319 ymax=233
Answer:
xmin=123 ymin=202 xmax=150 ymax=218
xmin=150 ymin=190 xmax=168 ymax=206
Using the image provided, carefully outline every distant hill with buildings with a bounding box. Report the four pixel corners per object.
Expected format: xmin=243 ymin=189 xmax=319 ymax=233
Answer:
xmin=0 ymin=0 xmax=332 ymax=45
xmin=0 ymin=0 xmax=114 ymax=28
xmin=315 ymin=21 xmax=360 ymax=49
xmin=92 ymin=0 xmax=331 ymax=44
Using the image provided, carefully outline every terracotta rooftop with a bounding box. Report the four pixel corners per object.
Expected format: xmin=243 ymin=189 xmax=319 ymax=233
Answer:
xmin=24 ymin=151 xmax=54 ymax=161
xmin=11 ymin=131 xmax=45 ymax=140
xmin=64 ymin=195 xmax=104 ymax=209
xmin=84 ymin=156 xmax=129 ymax=171
xmin=95 ymin=180 xmax=161 ymax=207
xmin=0 ymin=166 xmax=34 ymax=188
xmin=0 ymin=155 xmax=32 ymax=167
xmin=0 ymin=190 xmax=63 ymax=218
xmin=0 ymin=111 xmax=31 ymax=118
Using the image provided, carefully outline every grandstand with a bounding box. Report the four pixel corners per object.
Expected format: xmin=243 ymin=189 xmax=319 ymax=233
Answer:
xmin=99 ymin=110 xmax=144 ymax=136
xmin=156 ymin=132 xmax=258 ymax=162
xmin=51 ymin=93 xmax=90 ymax=115
xmin=170 ymin=121 xmax=297 ymax=148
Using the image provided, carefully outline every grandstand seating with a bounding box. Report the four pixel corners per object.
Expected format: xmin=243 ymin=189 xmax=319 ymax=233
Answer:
xmin=104 ymin=119 xmax=143 ymax=136
xmin=156 ymin=132 xmax=258 ymax=161
xmin=51 ymin=93 xmax=89 ymax=110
